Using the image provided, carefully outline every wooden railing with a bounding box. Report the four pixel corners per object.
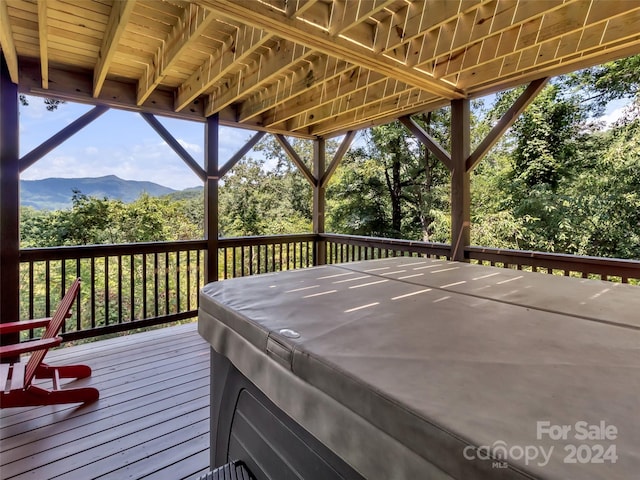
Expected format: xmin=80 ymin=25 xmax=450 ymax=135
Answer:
xmin=19 ymin=234 xmax=316 ymax=342
xmin=465 ymin=246 xmax=640 ymax=284
xmin=18 ymin=233 xmax=639 ymax=342
xmin=323 ymin=234 xmax=640 ymax=284
xmin=218 ymin=234 xmax=316 ymax=279
xmin=20 ymin=240 xmax=207 ymax=342
xmin=321 ymin=233 xmax=451 ymax=262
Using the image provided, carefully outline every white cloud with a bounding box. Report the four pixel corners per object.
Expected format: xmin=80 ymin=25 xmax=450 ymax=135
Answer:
xmin=177 ymin=139 xmax=202 ymax=153
xmin=598 ymin=105 xmax=627 ymax=127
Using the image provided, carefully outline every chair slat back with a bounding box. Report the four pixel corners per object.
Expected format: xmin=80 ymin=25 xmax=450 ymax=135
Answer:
xmin=24 ymin=278 xmax=81 ymax=386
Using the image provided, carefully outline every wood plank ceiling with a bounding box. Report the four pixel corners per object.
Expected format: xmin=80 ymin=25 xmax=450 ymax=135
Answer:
xmin=2 ymin=0 xmax=640 ymax=138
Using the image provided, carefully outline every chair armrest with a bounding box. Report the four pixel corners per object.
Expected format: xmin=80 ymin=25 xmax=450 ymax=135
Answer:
xmin=0 ymin=318 xmax=53 ymax=334
xmin=0 ymin=337 xmax=62 ymax=358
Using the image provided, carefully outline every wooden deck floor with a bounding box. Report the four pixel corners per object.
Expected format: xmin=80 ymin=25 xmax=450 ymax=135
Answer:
xmin=1 ymin=322 xmax=211 ymax=480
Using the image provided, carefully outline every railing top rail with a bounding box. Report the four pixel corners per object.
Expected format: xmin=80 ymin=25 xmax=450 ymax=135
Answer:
xmin=466 ymin=245 xmax=640 ymax=269
xmin=218 ymin=233 xmax=317 ymax=248
xmin=20 ymin=239 xmax=208 ymax=261
xmin=321 ymin=233 xmax=451 ymax=254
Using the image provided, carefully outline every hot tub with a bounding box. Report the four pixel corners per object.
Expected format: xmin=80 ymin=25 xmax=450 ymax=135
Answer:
xmin=198 ymin=256 xmax=639 ymax=479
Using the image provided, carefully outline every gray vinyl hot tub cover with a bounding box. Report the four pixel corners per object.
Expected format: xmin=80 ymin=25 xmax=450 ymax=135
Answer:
xmin=198 ymin=257 xmax=640 ymax=480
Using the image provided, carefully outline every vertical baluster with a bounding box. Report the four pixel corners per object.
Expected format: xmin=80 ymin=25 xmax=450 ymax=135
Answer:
xmin=176 ymin=250 xmax=181 ymax=313
xmin=28 ymin=262 xmax=34 ymax=337
xmin=105 ymin=256 xmax=110 ymax=326
xmin=76 ymin=258 xmax=82 ymax=332
xmin=249 ymin=245 xmax=253 ymax=275
xmin=91 ymin=257 xmax=96 ymax=329
xmin=257 ymin=245 xmax=262 ymax=273
xmin=131 ymin=254 xmax=136 ymax=321
xmin=186 ymin=250 xmax=192 ymax=311
xmin=294 ymin=242 xmax=298 ymax=269
xmin=118 ymin=254 xmax=123 ymax=323
xmin=223 ymin=247 xmax=228 ymax=279
xmin=142 ymin=253 xmax=148 ymax=320
xmin=154 ymin=252 xmax=159 ymax=318
xmin=61 ymin=260 xmax=67 ymax=333
xmin=165 ymin=251 xmax=170 ymax=314
xmin=241 ymin=246 xmax=245 ymax=276
xmin=232 ymin=247 xmax=237 ymax=278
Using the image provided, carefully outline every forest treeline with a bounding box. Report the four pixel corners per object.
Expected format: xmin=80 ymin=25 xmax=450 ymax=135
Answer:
xmin=20 ymin=55 xmax=640 ymax=260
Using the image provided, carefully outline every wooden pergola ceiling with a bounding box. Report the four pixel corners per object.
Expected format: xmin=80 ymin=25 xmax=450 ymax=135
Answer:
xmin=2 ymin=0 xmax=640 ymax=138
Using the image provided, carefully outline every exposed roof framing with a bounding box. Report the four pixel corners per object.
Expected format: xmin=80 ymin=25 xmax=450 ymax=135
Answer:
xmin=2 ymin=0 xmax=639 ymax=138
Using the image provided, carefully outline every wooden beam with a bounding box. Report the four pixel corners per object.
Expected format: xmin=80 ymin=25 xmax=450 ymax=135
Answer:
xmin=313 ymin=137 xmax=326 ymax=266
xmin=450 ymin=99 xmax=470 ymax=262
xmin=175 ymin=25 xmax=272 ymax=112
xmin=274 ymin=134 xmax=317 ymax=186
xmin=20 ymin=106 xmax=109 ymax=172
xmin=19 ymin=59 xmax=205 ymax=122
xmin=139 ymin=113 xmax=207 ymax=182
xmin=320 ymin=130 xmax=355 ymax=188
xmin=197 ymin=0 xmax=465 ymax=99
xmin=94 ymin=0 xmax=136 ymax=97
xmin=205 ymin=40 xmax=312 ymax=117
xmin=37 ymin=0 xmax=48 ymax=89
xmin=205 ymin=114 xmax=219 ymax=283
xmin=466 ymin=77 xmax=548 ymax=172
xmin=399 ymin=116 xmax=452 ymax=171
xmin=219 ymin=131 xmax=266 ymax=178
xmin=0 ymin=56 xmax=20 ymax=346
xmin=137 ymin=4 xmax=215 ymax=106
xmin=0 ymin=0 xmax=19 ymax=83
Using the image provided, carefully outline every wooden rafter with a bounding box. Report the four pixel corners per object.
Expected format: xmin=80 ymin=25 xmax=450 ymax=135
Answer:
xmin=140 ymin=113 xmax=207 ymax=182
xmin=399 ymin=116 xmax=452 ymax=171
xmin=196 ymin=0 xmax=465 ymax=99
xmin=175 ymin=25 xmax=273 ymax=112
xmin=274 ymin=134 xmax=317 ymax=186
xmin=238 ymin=55 xmax=352 ymax=123
xmin=37 ymin=0 xmax=48 ymax=89
xmin=137 ymin=3 xmax=216 ymax=106
xmin=450 ymin=7 xmax=640 ymax=89
xmin=310 ymin=89 xmax=444 ymax=137
xmin=328 ymin=0 xmax=395 ymax=35
xmin=94 ymin=0 xmax=136 ymax=98
xmin=205 ymin=40 xmax=312 ymax=117
xmin=266 ymin=66 xmax=386 ymax=129
xmin=466 ymin=77 xmax=549 ymax=172
xmin=0 ymin=0 xmax=19 ymax=83
xmin=219 ymin=131 xmax=267 ymax=178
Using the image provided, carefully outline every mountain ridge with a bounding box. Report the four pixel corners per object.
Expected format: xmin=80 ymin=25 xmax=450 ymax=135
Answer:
xmin=20 ymin=175 xmax=201 ymax=210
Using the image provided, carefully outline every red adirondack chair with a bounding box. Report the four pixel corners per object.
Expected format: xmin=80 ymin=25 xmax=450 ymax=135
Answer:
xmin=0 ymin=278 xmax=99 ymax=408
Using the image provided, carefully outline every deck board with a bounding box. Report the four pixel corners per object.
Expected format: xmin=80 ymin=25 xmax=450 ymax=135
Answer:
xmin=1 ymin=322 xmax=211 ymax=480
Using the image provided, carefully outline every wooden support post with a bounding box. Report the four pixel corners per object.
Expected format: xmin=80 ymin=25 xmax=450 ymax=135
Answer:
xmin=0 ymin=55 xmax=20 ymax=354
xmin=313 ymin=138 xmax=326 ymax=265
xmin=450 ymin=99 xmax=471 ymax=262
xmin=205 ymin=114 xmax=219 ymax=282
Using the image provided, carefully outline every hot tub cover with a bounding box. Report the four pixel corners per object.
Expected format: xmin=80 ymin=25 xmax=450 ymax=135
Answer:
xmin=199 ymin=257 xmax=640 ymax=480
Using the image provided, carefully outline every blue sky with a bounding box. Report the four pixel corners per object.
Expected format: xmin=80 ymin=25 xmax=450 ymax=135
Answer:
xmin=19 ymin=95 xmax=629 ymax=191
xmin=19 ymin=97 xmax=256 ymax=190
